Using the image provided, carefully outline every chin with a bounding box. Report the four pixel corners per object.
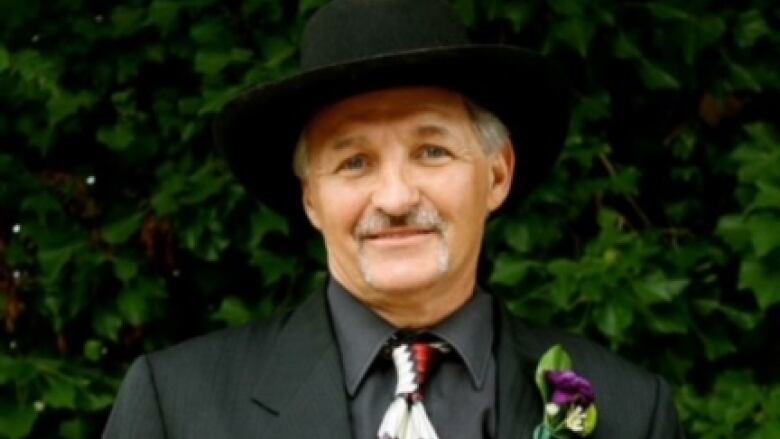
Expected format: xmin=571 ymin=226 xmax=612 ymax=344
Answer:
xmin=360 ymin=260 xmax=448 ymax=293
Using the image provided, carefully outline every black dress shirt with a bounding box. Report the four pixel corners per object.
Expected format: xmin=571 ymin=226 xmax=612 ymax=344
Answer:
xmin=327 ymin=279 xmax=497 ymax=439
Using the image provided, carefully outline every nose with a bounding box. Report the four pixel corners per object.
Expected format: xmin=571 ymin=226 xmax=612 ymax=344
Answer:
xmin=371 ymin=161 xmax=420 ymax=216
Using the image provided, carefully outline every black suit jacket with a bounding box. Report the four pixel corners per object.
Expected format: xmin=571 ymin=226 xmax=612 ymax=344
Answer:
xmin=102 ymin=291 xmax=683 ymax=438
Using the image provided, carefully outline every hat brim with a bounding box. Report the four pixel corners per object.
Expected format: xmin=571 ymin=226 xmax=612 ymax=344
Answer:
xmin=214 ymin=45 xmax=571 ymax=222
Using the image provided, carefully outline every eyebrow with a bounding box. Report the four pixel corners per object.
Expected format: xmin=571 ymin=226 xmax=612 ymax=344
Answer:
xmin=327 ymin=122 xmax=455 ymax=150
xmin=414 ymin=124 xmax=454 ymax=138
xmin=331 ymin=135 xmax=367 ymax=151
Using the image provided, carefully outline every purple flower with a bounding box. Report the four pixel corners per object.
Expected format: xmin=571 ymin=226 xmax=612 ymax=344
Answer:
xmin=546 ymin=370 xmax=595 ymax=408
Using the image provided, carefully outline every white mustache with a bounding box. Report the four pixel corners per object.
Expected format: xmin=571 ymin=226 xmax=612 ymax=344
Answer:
xmin=355 ymin=207 xmax=444 ymax=238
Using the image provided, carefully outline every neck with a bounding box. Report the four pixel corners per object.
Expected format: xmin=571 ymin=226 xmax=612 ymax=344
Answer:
xmin=373 ymin=287 xmax=474 ymax=329
xmin=332 ymin=267 xmax=477 ymax=329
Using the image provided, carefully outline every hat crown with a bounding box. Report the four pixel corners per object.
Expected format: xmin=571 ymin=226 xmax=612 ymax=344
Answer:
xmin=301 ymin=0 xmax=469 ymax=70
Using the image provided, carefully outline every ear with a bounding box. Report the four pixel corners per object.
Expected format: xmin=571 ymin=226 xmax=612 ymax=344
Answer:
xmin=301 ymin=182 xmax=322 ymax=230
xmin=486 ymin=141 xmax=515 ymax=212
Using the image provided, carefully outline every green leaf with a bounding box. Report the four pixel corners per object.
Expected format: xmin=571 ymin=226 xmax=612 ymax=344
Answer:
xmin=640 ymin=60 xmax=680 ymax=90
xmin=752 ymin=422 xmax=780 ymax=439
xmin=116 ymin=290 xmax=148 ymax=326
xmin=59 ymin=418 xmax=94 ymax=439
xmin=634 ymin=273 xmax=688 ymax=304
xmin=700 ymin=331 xmax=736 ymax=360
xmin=210 ymin=296 xmax=253 ymax=327
xmin=736 ymin=10 xmax=771 ymax=49
xmin=248 ymin=205 xmax=289 ymax=248
xmin=594 ymin=301 xmax=634 ymax=340
xmin=0 ymin=357 xmax=26 ymax=385
xmin=84 ymin=339 xmax=105 ymax=362
xmin=299 ymin=0 xmax=329 ymax=16
xmin=194 ymin=49 xmax=253 ymax=77
xmin=93 ymin=310 xmax=124 ymax=342
xmin=11 ymin=49 xmax=62 ymax=95
xmin=583 ymin=404 xmax=598 ymax=435
xmin=250 ymin=249 xmax=296 ymax=285
xmin=717 ymin=215 xmax=751 ymax=252
xmin=111 ymin=6 xmax=146 ymax=37
xmin=117 ymin=278 xmax=167 ymax=326
xmin=644 ymin=4 xmax=691 ymax=21
xmin=742 ymin=122 xmax=779 ymax=153
xmin=533 ymin=424 xmax=554 ymax=439
xmin=113 ymin=257 xmax=139 ymax=284
xmin=534 ymin=344 xmax=573 ymax=402
xmin=47 ymin=91 xmax=96 ymax=125
xmin=181 ymin=162 xmax=231 ymax=205
xmin=727 ymin=58 xmax=762 ymax=92
xmin=683 ymin=16 xmax=725 ymax=64
xmin=596 ymin=208 xmax=621 ymax=231
xmin=20 ymin=192 xmax=63 ymax=224
xmin=719 ymin=305 xmax=759 ymax=331
xmin=189 ymin=19 xmax=233 ymax=47
xmin=452 ymin=0 xmax=477 ymax=26
xmin=739 ymin=259 xmax=780 ymax=310
xmin=606 ymin=167 xmax=640 ymax=196
xmin=262 ymin=37 xmax=295 ymax=68
xmin=751 ymin=183 xmax=780 ymax=211
xmin=102 ymin=212 xmax=144 ymax=245
xmin=550 ymin=16 xmax=596 ymax=57
xmin=747 ymin=215 xmax=780 ymax=257
xmin=180 ymin=210 xmax=231 ymax=262
xmin=197 ymin=86 xmax=242 ymax=115
xmin=0 ymin=46 xmax=9 ymax=72
xmin=489 ymin=255 xmax=538 ymax=286
xmin=547 ymin=0 xmax=584 ymax=16
xmin=569 ymin=96 xmax=611 ymax=135
xmin=0 ymin=403 xmax=37 ymax=439
xmin=505 ymin=222 xmax=532 ymax=253
xmin=75 ymin=391 xmax=115 ymax=412
xmin=503 ymin=3 xmax=535 ymax=33
xmin=147 ymin=1 xmax=182 ymax=34
xmin=43 ymin=377 xmax=77 ymax=409
xmin=645 ymin=310 xmax=688 ymax=334
xmin=97 ymin=124 xmax=134 ymax=151
xmin=614 ymin=33 xmax=642 ymax=60
xmin=38 ymin=242 xmax=85 ymax=286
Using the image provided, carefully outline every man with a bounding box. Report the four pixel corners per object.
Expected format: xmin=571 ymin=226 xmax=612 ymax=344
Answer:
xmin=103 ymin=0 xmax=683 ymax=438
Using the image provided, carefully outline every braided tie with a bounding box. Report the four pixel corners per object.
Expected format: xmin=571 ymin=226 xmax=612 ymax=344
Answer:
xmin=377 ymin=340 xmax=450 ymax=439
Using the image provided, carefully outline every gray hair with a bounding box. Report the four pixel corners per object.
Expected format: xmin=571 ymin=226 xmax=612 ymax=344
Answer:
xmin=292 ymin=97 xmax=510 ymax=179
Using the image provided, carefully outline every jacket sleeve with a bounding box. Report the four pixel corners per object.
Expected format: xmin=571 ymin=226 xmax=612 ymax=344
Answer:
xmin=646 ymin=376 xmax=685 ymax=439
xmin=102 ymin=356 xmax=167 ymax=439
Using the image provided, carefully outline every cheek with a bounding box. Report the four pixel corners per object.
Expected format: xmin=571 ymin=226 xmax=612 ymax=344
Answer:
xmin=420 ymin=165 xmax=489 ymax=217
xmin=315 ymin=181 xmax=369 ymax=233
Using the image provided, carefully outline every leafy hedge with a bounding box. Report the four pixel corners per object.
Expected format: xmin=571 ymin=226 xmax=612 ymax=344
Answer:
xmin=1 ymin=0 xmax=778 ymax=437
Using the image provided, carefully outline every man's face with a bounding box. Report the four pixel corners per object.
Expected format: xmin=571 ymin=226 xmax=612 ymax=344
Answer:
xmin=302 ymin=87 xmax=514 ymax=307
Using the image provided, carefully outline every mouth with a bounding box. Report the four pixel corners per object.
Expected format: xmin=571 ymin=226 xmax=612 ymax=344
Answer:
xmin=360 ymin=227 xmax=438 ymax=246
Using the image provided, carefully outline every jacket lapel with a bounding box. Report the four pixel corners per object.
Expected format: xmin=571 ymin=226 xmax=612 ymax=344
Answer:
xmin=250 ymin=292 xmax=352 ymax=439
xmin=496 ymin=301 xmax=544 ymax=439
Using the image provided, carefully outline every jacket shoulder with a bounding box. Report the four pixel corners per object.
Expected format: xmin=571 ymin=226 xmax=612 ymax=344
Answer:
xmin=152 ymin=313 xmax=282 ymax=359
xmin=134 ymin=311 xmax=288 ymax=413
xmin=527 ymin=327 xmax=655 ymax=383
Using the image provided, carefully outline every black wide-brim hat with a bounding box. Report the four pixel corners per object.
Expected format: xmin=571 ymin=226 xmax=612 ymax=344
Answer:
xmin=214 ymin=0 xmax=571 ymax=219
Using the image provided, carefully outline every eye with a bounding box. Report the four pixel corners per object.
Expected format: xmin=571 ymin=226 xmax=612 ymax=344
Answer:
xmin=337 ymin=154 xmax=369 ymax=173
xmin=419 ymin=145 xmax=452 ymax=160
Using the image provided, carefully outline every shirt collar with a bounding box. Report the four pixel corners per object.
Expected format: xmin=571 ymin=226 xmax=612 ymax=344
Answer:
xmin=326 ymin=278 xmax=494 ymax=397
xmin=428 ymin=287 xmax=494 ymax=391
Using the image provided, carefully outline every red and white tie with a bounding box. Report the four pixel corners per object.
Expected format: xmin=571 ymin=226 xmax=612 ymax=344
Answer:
xmin=377 ymin=340 xmax=450 ymax=439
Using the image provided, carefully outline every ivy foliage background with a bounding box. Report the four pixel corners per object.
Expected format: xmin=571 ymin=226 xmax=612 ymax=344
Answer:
xmin=0 ymin=0 xmax=778 ymax=437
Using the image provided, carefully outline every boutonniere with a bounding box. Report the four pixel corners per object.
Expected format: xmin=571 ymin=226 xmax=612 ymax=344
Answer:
xmin=532 ymin=345 xmax=598 ymax=439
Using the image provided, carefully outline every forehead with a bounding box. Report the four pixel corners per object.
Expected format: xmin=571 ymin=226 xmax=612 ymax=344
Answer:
xmin=306 ymin=87 xmax=472 ymax=144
